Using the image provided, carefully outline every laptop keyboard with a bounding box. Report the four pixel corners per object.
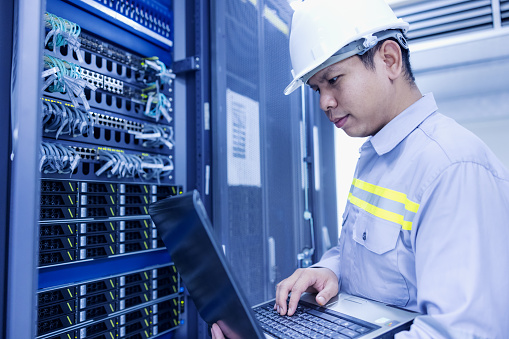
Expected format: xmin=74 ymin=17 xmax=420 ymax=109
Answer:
xmin=253 ymin=300 xmax=378 ymax=339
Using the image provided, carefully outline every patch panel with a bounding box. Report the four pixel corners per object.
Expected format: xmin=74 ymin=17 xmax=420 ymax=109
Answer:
xmin=44 ymin=107 xmax=172 ymax=154
xmin=72 ymin=0 xmax=173 ymax=43
xmin=40 ymin=141 xmax=175 ymax=184
xmin=91 ymin=112 xmax=143 ymax=133
xmin=79 ymin=32 xmax=144 ymax=69
xmin=81 ymin=68 xmax=126 ymax=96
xmin=80 ymin=68 xmax=104 ymax=90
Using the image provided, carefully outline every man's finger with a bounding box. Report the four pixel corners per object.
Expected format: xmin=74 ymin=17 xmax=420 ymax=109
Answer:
xmin=211 ymin=323 xmax=225 ymax=339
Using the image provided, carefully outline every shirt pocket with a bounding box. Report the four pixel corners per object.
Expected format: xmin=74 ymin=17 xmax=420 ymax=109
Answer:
xmin=351 ymin=210 xmax=410 ymax=306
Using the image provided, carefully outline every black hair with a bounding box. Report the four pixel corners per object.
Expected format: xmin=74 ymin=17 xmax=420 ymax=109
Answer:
xmin=357 ymin=34 xmax=415 ymax=84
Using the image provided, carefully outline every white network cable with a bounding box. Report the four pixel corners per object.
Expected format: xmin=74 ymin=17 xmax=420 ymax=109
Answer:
xmin=42 ymin=100 xmax=94 ymax=138
xmin=39 ymin=142 xmax=81 ymax=176
xmin=44 ymin=12 xmax=84 ymax=63
xmin=42 ymin=55 xmax=97 ymax=112
xmin=95 ymin=149 xmax=173 ymax=184
xmin=128 ymin=123 xmax=174 ymax=150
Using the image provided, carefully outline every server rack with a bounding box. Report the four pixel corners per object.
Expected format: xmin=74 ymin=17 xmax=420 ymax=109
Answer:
xmin=6 ymin=0 xmax=211 ymax=337
xmin=211 ymin=0 xmax=338 ymax=309
xmin=5 ymin=0 xmax=336 ymax=338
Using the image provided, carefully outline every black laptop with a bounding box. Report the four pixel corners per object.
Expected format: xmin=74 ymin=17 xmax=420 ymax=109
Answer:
xmin=149 ymin=190 xmax=418 ymax=339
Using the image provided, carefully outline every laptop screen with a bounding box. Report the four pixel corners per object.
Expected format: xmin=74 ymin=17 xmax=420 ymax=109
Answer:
xmin=149 ymin=190 xmax=264 ymax=339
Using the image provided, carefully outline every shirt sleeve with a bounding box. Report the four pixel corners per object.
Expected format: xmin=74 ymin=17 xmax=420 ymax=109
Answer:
xmin=310 ymin=245 xmax=341 ymax=281
xmin=396 ymin=162 xmax=509 ymax=339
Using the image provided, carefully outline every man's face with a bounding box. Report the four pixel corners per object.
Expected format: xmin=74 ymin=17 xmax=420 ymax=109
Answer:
xmin=308 ymin=54 xmax=394 ymax=137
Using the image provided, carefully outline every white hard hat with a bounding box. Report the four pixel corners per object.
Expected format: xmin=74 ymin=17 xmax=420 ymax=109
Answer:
xmin=284 ymin=0 xmax=409 ymax=95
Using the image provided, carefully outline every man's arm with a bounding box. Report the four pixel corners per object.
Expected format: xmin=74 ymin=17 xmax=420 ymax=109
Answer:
xmin=397 ymin=162 xmax=509 ymax=338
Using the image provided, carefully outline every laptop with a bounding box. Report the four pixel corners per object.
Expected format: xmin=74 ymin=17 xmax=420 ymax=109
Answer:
xmin=149 ymin=190 xmax=419 ymax=339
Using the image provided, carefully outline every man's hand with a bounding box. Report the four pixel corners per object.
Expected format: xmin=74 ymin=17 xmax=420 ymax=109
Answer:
xmin=275 ymin=267 xmax=338 ymax=316
xmin=211 ymin=323 xmax=225 ymax=339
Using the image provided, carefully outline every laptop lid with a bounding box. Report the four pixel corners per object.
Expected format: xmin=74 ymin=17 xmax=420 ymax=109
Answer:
xmin=149 ymin=190 xmax=264 ymax=339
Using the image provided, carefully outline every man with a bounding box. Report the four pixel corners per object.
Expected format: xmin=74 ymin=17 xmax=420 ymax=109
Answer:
xmin=214 ymin=0 xmax=509 ymax=337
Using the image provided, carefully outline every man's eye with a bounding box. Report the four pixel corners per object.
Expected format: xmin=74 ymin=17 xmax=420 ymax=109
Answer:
xmin=328 ymin=76 xmax=338 ymax=85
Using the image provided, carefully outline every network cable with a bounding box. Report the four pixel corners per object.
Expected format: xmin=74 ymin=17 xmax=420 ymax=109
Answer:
xmin=141 ymin=56 xmax=175 ymax=86
xmin=128 ymin=123 xmax=174 ymax=150
xmin=44 ymin=12 xmax=84 ymax=63
xmin=42 ymin=100 xmax=94 ymax=138
xmin=141 ymin=83 xmax=172 ymax=123
xmin=95 ymin=149 xmax=173 ymax=183
xmin=42 ymin=55 xmax=97 ymax=111
xmin=40 ymin=142 xmax=81 ymax=175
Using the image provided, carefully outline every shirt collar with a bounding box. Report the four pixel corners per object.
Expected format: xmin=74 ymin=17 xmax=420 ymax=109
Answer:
xmin=368 ymin=93 xmax=438 ymax=156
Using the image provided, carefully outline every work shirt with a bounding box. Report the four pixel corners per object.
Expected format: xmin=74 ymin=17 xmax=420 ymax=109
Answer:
xmin=317 ymin=93 xmax=509 ymax=338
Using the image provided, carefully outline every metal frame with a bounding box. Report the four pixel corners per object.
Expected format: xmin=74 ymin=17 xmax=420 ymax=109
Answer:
xmin=6 ymin=0 xmax=45 ymax=337
xmin=0 ymin=0 xmax=15 ymax=336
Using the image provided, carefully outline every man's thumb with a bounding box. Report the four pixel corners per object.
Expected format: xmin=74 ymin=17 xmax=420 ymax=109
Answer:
xmin=316 ymin=289 xmax=334 ymax=306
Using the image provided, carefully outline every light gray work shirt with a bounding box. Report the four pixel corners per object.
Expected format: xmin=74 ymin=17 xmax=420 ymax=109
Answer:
xmin=317 ymin=93 xmax=509 ymax=338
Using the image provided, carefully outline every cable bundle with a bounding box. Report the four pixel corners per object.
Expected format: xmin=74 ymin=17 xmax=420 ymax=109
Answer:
xmin=42 ymin=55 xmax=97 ymax=111
xmin=42 ymin=100 xmax=94 ymax=139
xmin=141 ymin=84 xmax=172 ymax=123
xmin=44 ymin=12 xmax=84 ymax=63
xmin=128 ymin=123 xmax=174 ymax=150
xmin=141 ymin=57 xmax=175 ymax=86
xmin=95 ymin=149 xmax=173 ymax=184
xmin=40 ymin=142 xmax=81 ymax=175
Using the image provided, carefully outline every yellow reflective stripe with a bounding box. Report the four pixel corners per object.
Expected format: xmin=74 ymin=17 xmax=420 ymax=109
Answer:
xmin=352 ymin=178 xmax=419 ymax=213
xmin=348 ymin=193 xmax=413 ymax=231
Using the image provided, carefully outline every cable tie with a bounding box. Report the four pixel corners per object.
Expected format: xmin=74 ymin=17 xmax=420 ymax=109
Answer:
xmin=42 ymin=67 xmax=60 ymax=78
xmin=141 ymin=162 xmax=164 ymax=169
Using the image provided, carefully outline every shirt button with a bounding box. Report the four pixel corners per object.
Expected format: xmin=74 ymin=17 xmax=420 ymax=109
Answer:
xmin=362 ymin=232 xmax=367 ymax=241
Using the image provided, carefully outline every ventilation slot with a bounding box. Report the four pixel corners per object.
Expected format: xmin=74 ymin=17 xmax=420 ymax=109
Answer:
xmin=392 ymin=0 xmax=494 ymax=42
xmin=502 ymin=0 xmax=509 ymax=26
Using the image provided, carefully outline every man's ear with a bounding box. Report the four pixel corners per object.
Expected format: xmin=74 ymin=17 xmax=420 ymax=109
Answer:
xmin=379 ymin=40 xmax=403 ymax=81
